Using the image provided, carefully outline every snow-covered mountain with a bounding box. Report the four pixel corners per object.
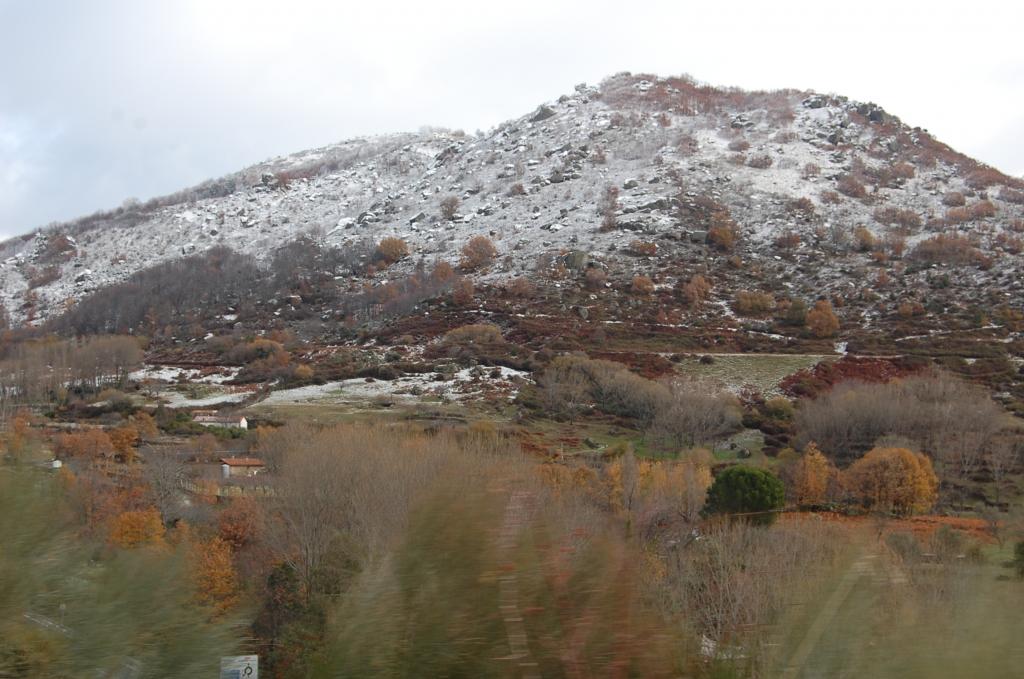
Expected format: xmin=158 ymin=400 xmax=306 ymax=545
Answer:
xmin=2 ymin=72 xmax=1023 ymax=327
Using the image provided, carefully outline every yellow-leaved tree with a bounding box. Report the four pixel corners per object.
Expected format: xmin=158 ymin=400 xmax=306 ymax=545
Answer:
xmin=605 ymin=448 xmax=713 ymax=528
xmin=109 ymin=426 xmax=139 ymax=463
xmin=191 ymin=536 xmax=239 ymax=615
xmin=109 ymin=508 xmax=166 ymax=548
xmin=806 ymin=299 xmax=840 ymax=338
xmin=842 ymin=447 xmax=938 ymax=515
xmin=791 ymin=442 xmax=839 ymax=507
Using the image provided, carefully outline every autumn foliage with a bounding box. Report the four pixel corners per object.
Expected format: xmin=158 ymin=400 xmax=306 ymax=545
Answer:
xmin=56 ymin=428 xmax=115 ymax=459
xmin=133 ymin=411 xmax=159 ymax=439
xmin=842 ymin=447 xmax=938 ymax=515
xmin=459 ymin=235 xmax=497 ymax=270
xmin=733 ymin=290 xmax=774 ymax=316
xmin=603 ymin=449 xmax=712 ymax=526
xmin=191 ymin=537 xmax=240 ymax=615
xmin=451 ymin=277 xmax=474 ymax=306
xmin=2 ymin=412 xmax=35 ymax=460
xmin=374 ymin=237 xmax=409 ymax=265
xmin=780 ymin=356 xmax=922 ymax=399
xmin=109 ymin=426 xmax=139 ymax=462
xmin=431 ymin=260 xmax=456 ymax=282
xmin=790 ymin=443 xmax=838 ymax=507
xmin=218 ymin=497 xmax=263 ymax=549
xmin=631 ymin=275 xmax=655 ymax=295
xmin=707 ymin=220 xmax=738 ymax=251
xmin=806 ymin=299 xmax=839 ymax=338
xmin=910 ymin=234 xmax=988 ymax=267
xmin=109 ymin=508 xmax=166 ymax=548
xmin=678 ymin=274 xmax=711 ymax=307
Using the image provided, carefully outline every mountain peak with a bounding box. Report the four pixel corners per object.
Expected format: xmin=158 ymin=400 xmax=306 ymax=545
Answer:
xmin=1 ymin=72 xmax=1021 ymax=344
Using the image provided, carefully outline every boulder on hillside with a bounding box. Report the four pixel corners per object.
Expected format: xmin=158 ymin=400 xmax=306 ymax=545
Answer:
xmin=530 ymin=105 xmax=556 ymax=123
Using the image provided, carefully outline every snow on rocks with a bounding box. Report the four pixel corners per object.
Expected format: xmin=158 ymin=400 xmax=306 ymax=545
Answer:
xmin=2 ymin=73 xmax=1023 ymax=323
xmin=257 ymin=366 xmax=528 ymax=408
xmin=157 ymin=386 xmax=254 ymax=408
xmin=130 ymin=364 xmax=242 ymax=385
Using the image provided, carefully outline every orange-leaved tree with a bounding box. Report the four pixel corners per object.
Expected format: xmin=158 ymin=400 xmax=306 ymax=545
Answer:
xmin=5 ymin=411 xmax=34 ymax=459
xmin=109 ymin=507 xmax=166 ymax=548
xmin=57 ymin=428 xmax=115 ymax=460
xmin=133 ymin=411 xmax=159 ymax=439
xmin=806 ymin=300 xmax=840 ymax=338
xmin=842 ymin=447 xmax=938 ymax=515
xmin=791 ymin=442 xmax=839 ymax=507
xmin=218 ymin=497 xmax=264 ymax=550
xmin=375 ymin=237 xmax=409 ymax=265
xmin=109 ymin=426 xmax=140 ymax=463
xmin=191 ymin=536 xmax=240 ymax=615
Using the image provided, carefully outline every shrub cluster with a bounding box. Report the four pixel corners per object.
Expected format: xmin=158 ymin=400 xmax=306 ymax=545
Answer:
xmin=459 ymin=236 xmax=497 ymax=270
xmin=733 ymin=290 xmax=774 ymax=316
xmin=910 ymin=234 xmax=988 ymax=267
xmin=836 ymin=175 xmax=867 ymax=199
xmin=873 ymin=207 xmax=921 ymax=231
xmin=628 ymin=240 xmax=658 ymax=256
xmin=945 ymin=200 xmax=997 ymax=224
xmin=374 ymin=237 xmax=409 ymax=265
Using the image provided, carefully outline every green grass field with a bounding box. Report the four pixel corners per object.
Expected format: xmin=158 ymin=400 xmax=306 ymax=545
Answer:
xmin=768 ymin=535 xmax=1024 ymax=678
xmin=673 ymin=353 xmax=837 ymax=395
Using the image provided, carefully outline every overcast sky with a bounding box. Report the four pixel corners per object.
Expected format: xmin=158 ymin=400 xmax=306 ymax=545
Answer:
xmin=1 ymin=0 xmax=1021 ymax=239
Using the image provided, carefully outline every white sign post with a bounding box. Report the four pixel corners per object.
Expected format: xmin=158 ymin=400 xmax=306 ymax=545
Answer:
xmin=220 ymin=655 xmax=258 ymax=679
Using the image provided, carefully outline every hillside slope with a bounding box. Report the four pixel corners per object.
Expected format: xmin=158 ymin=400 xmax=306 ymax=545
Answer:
xmin=2 ymin=72 xmax=1023 ymax=343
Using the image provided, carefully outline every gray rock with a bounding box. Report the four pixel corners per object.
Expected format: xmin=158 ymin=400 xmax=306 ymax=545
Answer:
xmin=637 ymin=197 xmax=670 ymax=212
xmin=530 ymin=105 xmax=556 ymax=123
xmin=730 ymin=114 xmax=754 ymax=129
xmin=617 ymin=218 xmax=648 ymax=231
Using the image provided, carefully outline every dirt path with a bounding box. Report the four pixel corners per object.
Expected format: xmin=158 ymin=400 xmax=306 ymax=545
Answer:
xmin=780 ymin=535 xmax=907 ymax=678
xmin=495 ymin=489 xmax=540 ymax=678
xmin=780 ymin=547 xmax=873 ymax=678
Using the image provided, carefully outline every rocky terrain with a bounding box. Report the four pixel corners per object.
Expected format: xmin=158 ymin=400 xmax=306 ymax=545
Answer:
xmin=2 ymin=72 xmax=1023 ymax=360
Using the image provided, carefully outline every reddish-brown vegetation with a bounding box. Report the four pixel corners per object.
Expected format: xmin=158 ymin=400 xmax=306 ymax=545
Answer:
xmin=459 ymin=235 xmax=497 ymax=270
xmin=781 ymin=356 xmax=924 ymax=398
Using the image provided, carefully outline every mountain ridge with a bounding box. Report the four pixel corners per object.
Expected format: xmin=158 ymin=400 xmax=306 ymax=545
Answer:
xmin=2 ymin=72 xmax=1022 ymax=339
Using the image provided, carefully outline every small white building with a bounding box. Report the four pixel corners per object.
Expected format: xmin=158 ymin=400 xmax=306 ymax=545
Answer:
xmin=193 ymin=410 xmax=248 ymax=429
xmin=220 ymin=457 xmax=265 ymax=478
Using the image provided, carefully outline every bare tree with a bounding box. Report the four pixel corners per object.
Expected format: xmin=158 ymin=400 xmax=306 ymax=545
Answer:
xmin=142 ymin=446 xmax=186 ymax=524
xmin=262 ymin=422 xmax=522 ymax=596
xmin=599 ymin=185 xmax=619 ymax=230
xmin=648 ymin=378 xmax=741 ymax=449
xmin=659 ymin=519 xmax=840 ymax=667
xmin=264 ymin=424 xmax=352 ymax=594
xmin=985 ymin=435 xmax=1021 ymax=502
xmin=538 ymin=358 xmax=591 ymax=422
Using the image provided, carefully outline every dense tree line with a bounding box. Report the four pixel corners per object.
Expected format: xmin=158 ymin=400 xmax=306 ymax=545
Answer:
xmin=538 ymin=355 xmax=741 ymax=446
xmin=795 ymin=371 xmax=1006 ymax=475
xmin=52 ymin=247 xmax=264 ymax=335
xmin=48 ymin=238 xmax=457 ymax=338
xmin=0 ymin=335 xmax=142 ymax=414
xmin=269 ymin=236 xmax=372 ymax=295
